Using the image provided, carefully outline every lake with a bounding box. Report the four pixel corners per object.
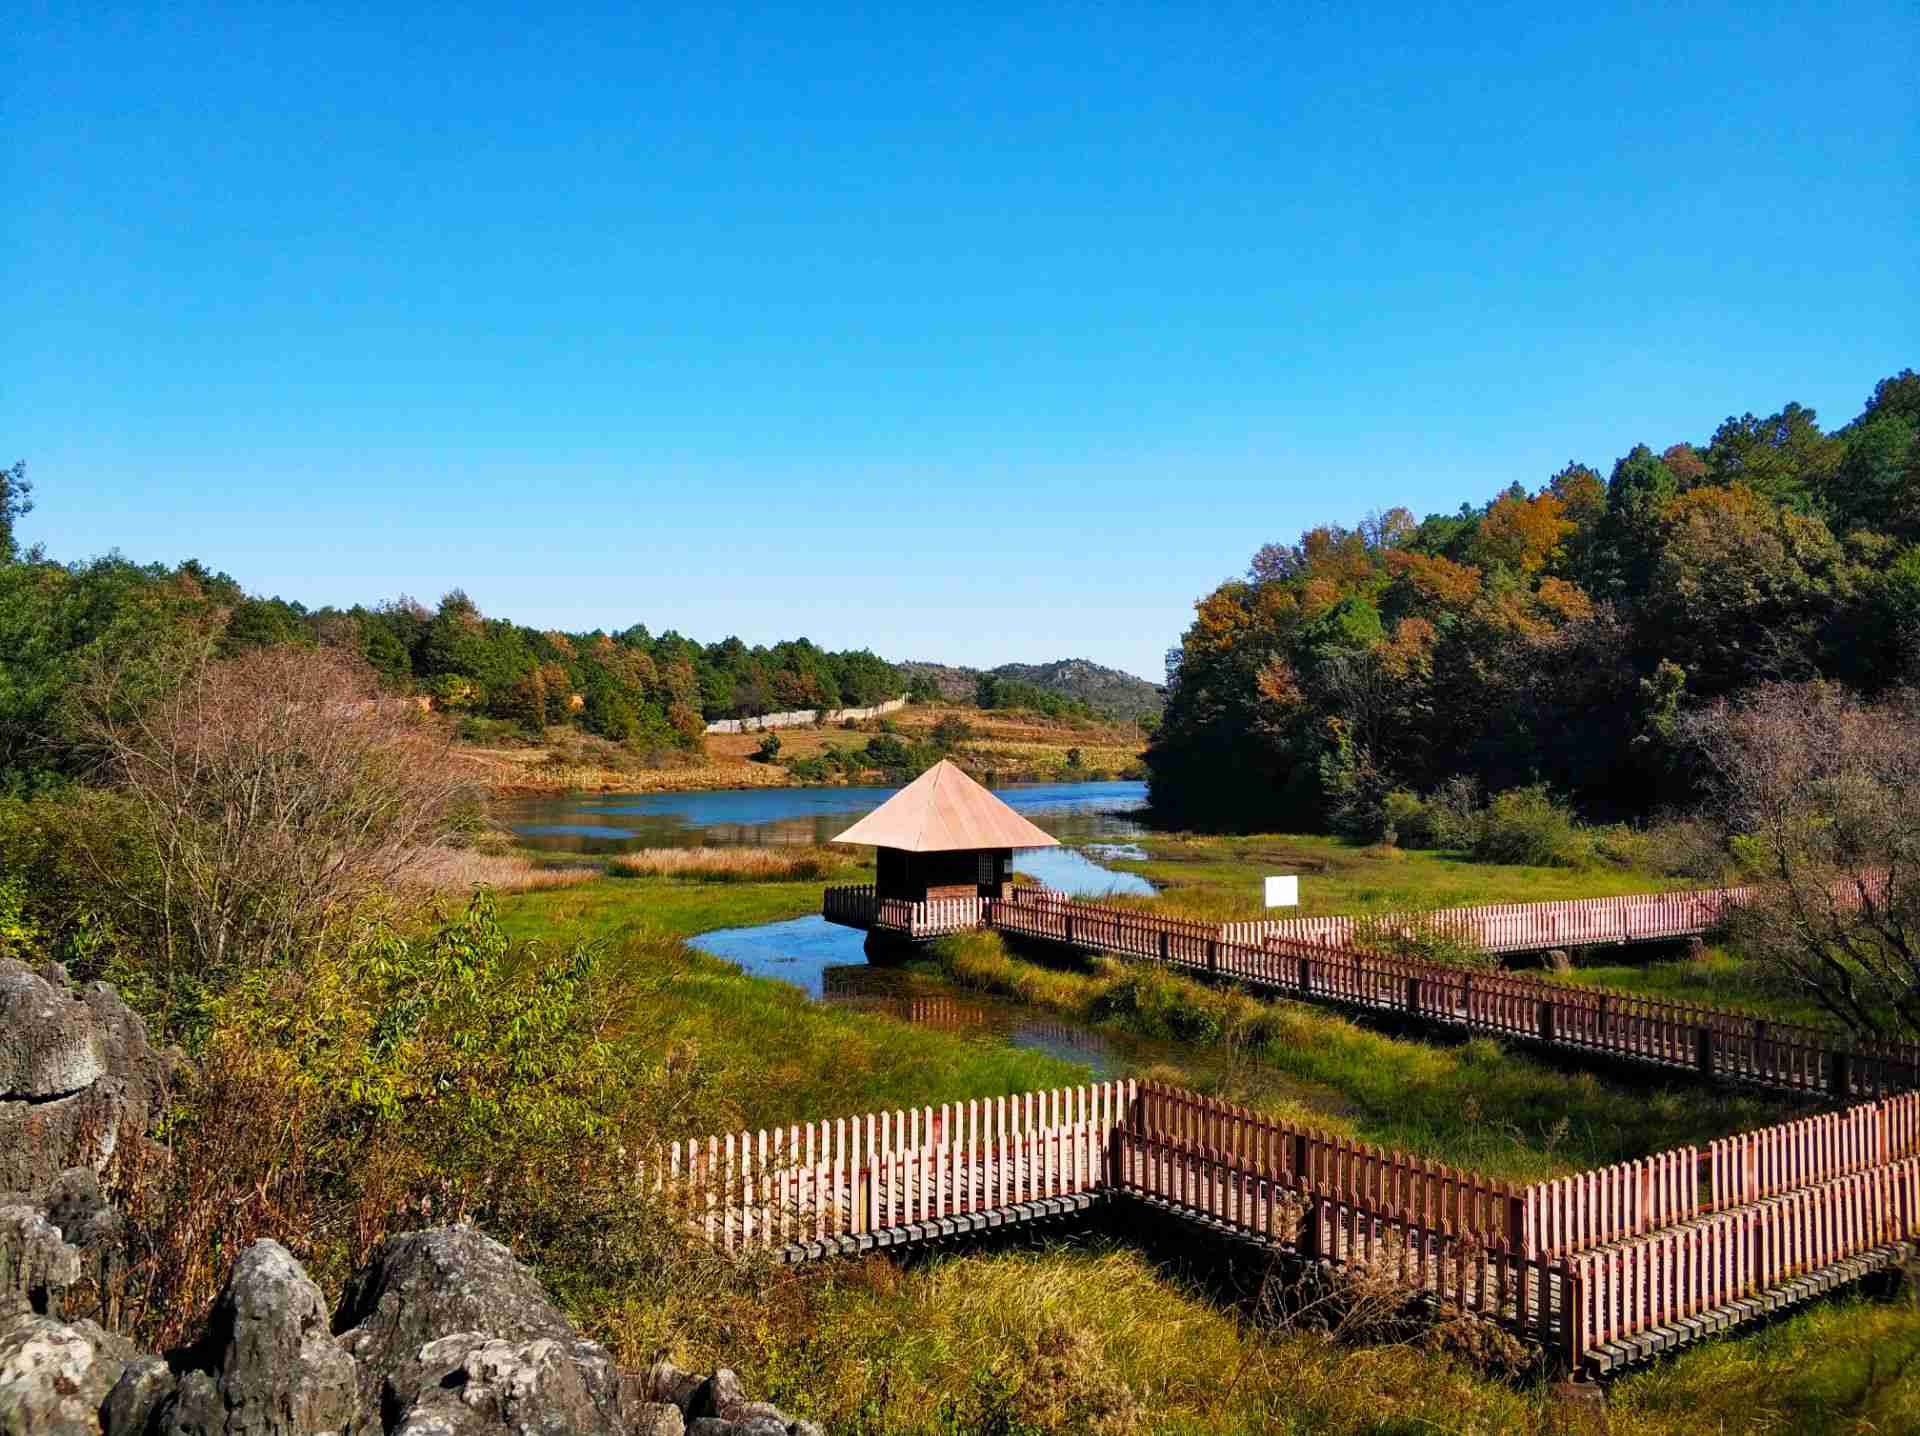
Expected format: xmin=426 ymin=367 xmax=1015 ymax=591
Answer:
xmin=498 ymin=777 xmax=1149 ymax=851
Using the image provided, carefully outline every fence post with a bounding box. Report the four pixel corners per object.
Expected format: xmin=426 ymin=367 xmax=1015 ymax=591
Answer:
xmin=1064 ymin=914 xmax=1075 ymax=946
xmin=1158 ymin=930 xmax=1170 ymax=963
xmin=1559 ymin=1264 xmax=1583 ymax=1374
xmin=1207 ymin=939 xmax=1219 ymax=976
xmin=1830 ymin=1050 xmax=1853 ymax=1100
xmin=1298 ymin=958 xmax=1313 ymax=998
xmin=1538 ymin=1000 xmax=1557 ymax=1044
xmin=1405 ymin=975 xmax=1421 ymax=1016
xmin=1695 ymin=1026 xmax=1714 ymax=1077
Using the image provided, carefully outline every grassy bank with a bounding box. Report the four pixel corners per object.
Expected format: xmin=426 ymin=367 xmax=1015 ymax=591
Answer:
xmin=619 ymin=1244 xmax=1920 ymax=1436
xmin=926 ymin=930 xmax=1796 ymax=1182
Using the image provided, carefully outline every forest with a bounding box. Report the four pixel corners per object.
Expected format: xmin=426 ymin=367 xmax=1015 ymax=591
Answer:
xmin=1147 ymin=371 xmax=1920 ymax=832
xmin=0 ymin=475 xmax=903 ymax=792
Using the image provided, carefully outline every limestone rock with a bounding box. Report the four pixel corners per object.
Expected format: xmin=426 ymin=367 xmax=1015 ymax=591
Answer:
xmin=689 ymin=1369 xmax=744 ymax=1421
xmin=645 ymin=1360 xmax=705 ymax=1415
xmin=1543 ymin=949 xmax=1572 ymax=975
xmin=0 ymin=1312 xmax=137 ymax=1436
xmin=161 ymin=1239 xmax=357 ymax=1436
xmin=102 ymin=1354 xmax=175 ymax=1436
xmin=0 ymin=1204 xmax=81 ymax=1320
xmin=332 ymin=1226 xmax=626 ymax=1436
xmin=0 ymin=962 xmax=171 ymax=1195
xmin=629 ymin=1402 xmax=686 ymax=1436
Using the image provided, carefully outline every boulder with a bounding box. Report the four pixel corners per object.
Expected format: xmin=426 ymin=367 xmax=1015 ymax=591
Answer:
xmin=159 ymin=1239 xmax=357 ymax=1436
xmin=0 ymin=962 xmax=171 ymax=1196
xmin=332 ymin=1226 xmax=627 ymax=1436
xmin=644 ymin=1360 xmax=705 ymax=1416
xmin=1543 ymin=949 xmax=1572 ymax=975
xmin=0 ymin=1204 xmax=81 ymax=1321
xmin=0 ymin=1312 xmax=137 ymax=1436
xmin=629 ymin=1403 xmax=685 ymax=1436
xmin=102 ymin=1355 xmax=175 ymax=1436
xmin=689 ymin=1370 xmax=744 ymax=1421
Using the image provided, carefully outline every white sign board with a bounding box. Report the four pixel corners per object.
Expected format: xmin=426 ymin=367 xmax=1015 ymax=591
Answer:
xmin=1264 ymin=875 xmax=1299 ymax=908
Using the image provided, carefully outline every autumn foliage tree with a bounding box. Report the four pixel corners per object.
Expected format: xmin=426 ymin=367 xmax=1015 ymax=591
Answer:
xmin=1149 ymin=371 xmax=1920 ymax=831
xmin=70 ymin=641 xmax=476 ymax=1012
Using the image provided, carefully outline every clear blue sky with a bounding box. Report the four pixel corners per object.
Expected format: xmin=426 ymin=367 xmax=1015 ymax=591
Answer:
xmin=7 ymin=2 xmax=1914 ymax=680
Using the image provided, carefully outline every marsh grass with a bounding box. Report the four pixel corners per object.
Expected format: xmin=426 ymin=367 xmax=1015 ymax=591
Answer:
xmin=608 ymin=846 xmax=863 ymax=883
xmin=595 ymin=1238 xmax=1919 ymax=1436
xmin=401 ymin=847 xmax=603 ymax=893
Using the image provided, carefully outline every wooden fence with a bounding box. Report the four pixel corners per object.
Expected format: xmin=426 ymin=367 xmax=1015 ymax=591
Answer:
xmin=1565 ymin=1159 xmax=1920 ymax=1366
xmin=642 ymin=1080 xmax=1135 ymax=1253
xmin=974 ymin=889 xmax=1920 ymax=1100
xmin=1109 ymin=1122 xmax=1570 ymax=1355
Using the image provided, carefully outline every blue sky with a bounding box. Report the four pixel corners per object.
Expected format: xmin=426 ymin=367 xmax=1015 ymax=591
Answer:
xmin=7 ymin=2 xmax=1915 ymax=680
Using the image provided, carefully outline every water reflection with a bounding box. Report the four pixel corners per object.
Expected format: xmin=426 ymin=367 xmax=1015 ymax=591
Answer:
xmin=818 ymin=966 xmax=1122 ymax=1077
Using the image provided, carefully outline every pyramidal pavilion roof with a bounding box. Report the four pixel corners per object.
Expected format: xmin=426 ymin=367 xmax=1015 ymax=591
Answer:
xmin=830 ymin=760 xmax=1060 ymax=852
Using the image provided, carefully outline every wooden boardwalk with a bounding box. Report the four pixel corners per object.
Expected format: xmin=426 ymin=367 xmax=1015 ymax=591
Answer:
xmin=821 ymin=884 xmax=1920 ymax=1100
xmin=646 ymin=1078 xmax=1920 ymax=1376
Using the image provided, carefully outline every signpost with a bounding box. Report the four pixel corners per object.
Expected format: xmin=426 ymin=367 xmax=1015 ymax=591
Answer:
xmin=1264 ymin=875 xmax=1298 ymax=908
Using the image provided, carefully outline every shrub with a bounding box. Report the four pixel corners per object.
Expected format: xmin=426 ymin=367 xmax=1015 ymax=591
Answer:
xmin=1420 ymin=775 xmax=1484 ymax=850
xmin=752 ymin=732 xmax=782 ymax=762
xmin=1381 ymin=789 xmax=1427 ymax=846
xmin=1472 ymin=785 xmax=1591 ymax=868
xmin=107 ymin=891 xmax=721 ymax=1347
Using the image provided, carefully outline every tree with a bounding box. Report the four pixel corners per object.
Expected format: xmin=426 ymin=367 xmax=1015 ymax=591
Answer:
xmin=753 ymin=732 xmax=782 ymax=762
xmin=930 ymin=715 xmax=974 ymax=751
xmin=0 ymin=460 xmax=31 ymax=562
xmin=1686 ymin=682 xmax=1920 ymax=1039
xmin=70 ymin=641 xmax=476 ymax=1004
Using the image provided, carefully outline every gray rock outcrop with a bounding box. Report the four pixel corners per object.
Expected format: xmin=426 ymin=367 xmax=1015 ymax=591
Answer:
xmin=0 ymin=1313 xmax=137 ymax=1436
xmin=0 ymin=961 xmax=171 ymax=1195
xmin=333 ymin=1226 xmax=629 ymax=1436
xmin=154 ymin=1239 xmax=358 ymax=1436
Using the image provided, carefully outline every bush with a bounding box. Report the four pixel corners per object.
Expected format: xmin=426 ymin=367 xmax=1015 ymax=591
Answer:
xmin=1472 ymin=785 xmax=1591 ymax=868
xmin=1421 ymin=775 xmax=1484 ymax=850
xmin=1381 ymin=789 xmax=1427 ymax=846
xmin=108 ymin=891 xmax=720 ymax=1347
xmin=752 ymin=732 xmax=782 ymax=762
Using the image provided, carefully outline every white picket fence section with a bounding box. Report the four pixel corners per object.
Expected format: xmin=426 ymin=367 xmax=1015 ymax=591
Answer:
xmin=641 ymin=1080 xmax=1135 ymax=1253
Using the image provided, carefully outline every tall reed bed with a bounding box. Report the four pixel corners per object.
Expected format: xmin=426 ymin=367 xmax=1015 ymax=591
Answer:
xmin=402 ymin=848 xmax=603 ymax=893
xmin=608 ymin=846 xmax=860 ymax=883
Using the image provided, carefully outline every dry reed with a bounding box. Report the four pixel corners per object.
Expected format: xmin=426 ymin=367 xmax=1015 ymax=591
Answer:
xmin=400 ymin=848 xmax=602 ymax=893
xmin=607 ymin=847 xmax=855 ymax=882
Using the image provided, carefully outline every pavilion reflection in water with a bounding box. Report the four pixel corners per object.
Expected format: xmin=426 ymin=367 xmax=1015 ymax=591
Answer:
xmin=818 ymin=965 xmax=1117 ymax=1072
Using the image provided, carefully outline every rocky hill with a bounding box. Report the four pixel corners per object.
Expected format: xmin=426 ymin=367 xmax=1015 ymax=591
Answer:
xmin=900 ymin=658 xmax=1162 ymax=722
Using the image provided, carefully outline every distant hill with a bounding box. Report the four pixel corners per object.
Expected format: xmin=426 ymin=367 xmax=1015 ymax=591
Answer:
xmin=900 ymin=658 xmax=1163 ymax=722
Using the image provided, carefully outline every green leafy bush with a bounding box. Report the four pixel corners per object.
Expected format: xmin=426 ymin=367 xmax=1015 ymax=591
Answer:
xmin=1472 ymin=785 xmax=1591 ymax=867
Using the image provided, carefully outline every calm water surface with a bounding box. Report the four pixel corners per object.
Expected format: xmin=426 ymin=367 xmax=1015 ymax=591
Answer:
xmin=500 ymin=778 xmax=1148 ymax=850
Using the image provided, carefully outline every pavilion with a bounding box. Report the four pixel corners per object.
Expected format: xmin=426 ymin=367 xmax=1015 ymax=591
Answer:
xmin=831 ymin=759 xmax=1057 ymax=903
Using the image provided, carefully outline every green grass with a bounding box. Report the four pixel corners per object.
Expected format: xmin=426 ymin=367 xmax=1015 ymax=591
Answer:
xmin=605 ymin=1239 xmax=1920 ymax=1436
xmin=1108 ymin=831 xmax=1691 ymax=923
xmin=928 ymin=930 xmax=1801 ymax=1182
xmin=496 ymin=872 xmax=831 ymax=944
xmin=497 ymin=875 xmax=1086 ymax=1131
xmin=1555 ymin=946 xmax=1845 ymax=1027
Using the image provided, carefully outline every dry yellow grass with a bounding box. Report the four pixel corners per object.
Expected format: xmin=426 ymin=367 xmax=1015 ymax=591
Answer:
xmin=607 ymin=847 xmax=860 ymax=882
xmin=400 ymin=848 xmax=603 ymax=893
